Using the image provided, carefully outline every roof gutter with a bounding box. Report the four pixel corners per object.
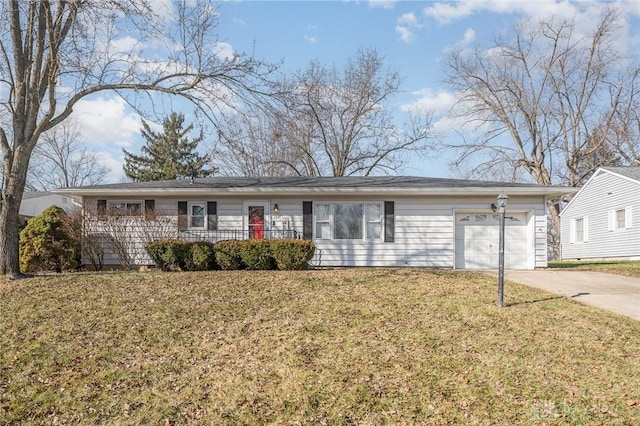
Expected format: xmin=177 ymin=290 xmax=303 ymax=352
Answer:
xmin=54 ymin=186 xmax=577 ymax=198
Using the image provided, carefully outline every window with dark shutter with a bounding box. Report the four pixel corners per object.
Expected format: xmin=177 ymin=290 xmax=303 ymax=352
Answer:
xmin=145 ymin=200 xmax=155 ymax=221
xmin=178 ymin=201 xmax=188 ymax=231
xmin=97 ymin=199 xmax=107 ymax=219
xmin=384 ymin=201 xmax=395 ymax=242
xmin=303 ymin=201 xmax=313 ymax=240
xmin=207 ymin=201 xmax=218 ymax=231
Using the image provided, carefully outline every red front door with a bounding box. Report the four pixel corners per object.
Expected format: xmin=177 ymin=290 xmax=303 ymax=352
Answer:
xmin=248 ymin=205 xmax=265 ymax=239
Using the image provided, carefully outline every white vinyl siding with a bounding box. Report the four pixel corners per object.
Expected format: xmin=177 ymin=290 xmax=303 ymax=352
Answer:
xmin=561 ymin=170 xmax=640 ymax=260
xmin=83 ymin=194 xmax=549 ymax=269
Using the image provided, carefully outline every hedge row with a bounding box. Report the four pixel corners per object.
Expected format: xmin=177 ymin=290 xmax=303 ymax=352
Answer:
xmin=145 ymin=239 xmax=315 ymax=271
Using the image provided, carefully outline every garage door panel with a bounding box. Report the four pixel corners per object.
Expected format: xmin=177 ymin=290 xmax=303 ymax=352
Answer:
xmin=455 ymin=212 xmax=529 ymax=269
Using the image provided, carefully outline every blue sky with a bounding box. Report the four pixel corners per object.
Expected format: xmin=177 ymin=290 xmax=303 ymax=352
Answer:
xmin=70 ymin=0 xmax=640 ymax=183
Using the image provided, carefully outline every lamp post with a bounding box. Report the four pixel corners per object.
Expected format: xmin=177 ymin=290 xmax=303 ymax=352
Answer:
xmin=496 ymin=191 xmax=509 ymax=307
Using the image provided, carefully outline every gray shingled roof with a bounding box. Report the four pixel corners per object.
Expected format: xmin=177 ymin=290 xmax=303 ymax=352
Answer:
xmin=63 ymin=175 xmax=556 ymax=190
xmin=602 ymin=167 xmax=640 ymax=183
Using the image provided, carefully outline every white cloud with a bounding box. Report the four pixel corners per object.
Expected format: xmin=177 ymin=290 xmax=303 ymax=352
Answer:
xmin=109 ymin=36 xmax=141 ymax=55
xmin=462 ymin=28 xmax=475 ymax=45
xmin=368 ymin=0 xmax=397 ymax=9
xmin=397 ymin=12 xmax=419 ymax=26
xmin=395 ymin=26 xmax=414 ymax=43
xmin=423 ymin=1 xmax=477 ymax=24
xmin=94 ymin=150 xmax=124 ymax=183
xmin=402 ymin=88 xmax=457 ymax=116
xmin=423 ymin=0 xmax=639 ymax=25
xmin=396 ymin=11 xmax=422 ymax=44
xmin=401 ymin=88 xmax=466 ymax=134
xmin=212 ymin=42 xmax=235 ymax=61
xmin=233 ymin=18 xmax=246 ymax=26
xmin=304 ymin=35 xmax=318 ymax=44
xmin=71 ymin=96 xmax=141 ymax=148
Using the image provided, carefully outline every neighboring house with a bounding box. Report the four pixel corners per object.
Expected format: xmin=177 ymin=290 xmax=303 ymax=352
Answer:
xmin=55 ymin=176 xmax=572 ymax=270
xmin=560 ymin=167 xmax=640 ymax=260
xmin=19 ymin=192 xmax=75 ymax=224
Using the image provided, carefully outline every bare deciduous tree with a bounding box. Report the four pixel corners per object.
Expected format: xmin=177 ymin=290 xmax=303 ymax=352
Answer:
xmin=0 ymin=0 xmax=276 ymax=276
xmin=26 ymin=119 xmax=109 ymax=191
xmin=443 ymin=9 xmax=640 ymax=254
xmin=214 ymin=49 xmax=434 ymax=177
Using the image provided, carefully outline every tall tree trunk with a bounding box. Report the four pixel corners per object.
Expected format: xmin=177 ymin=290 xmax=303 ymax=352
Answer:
xmin=1 ymin=153 xmax=30 ymax=277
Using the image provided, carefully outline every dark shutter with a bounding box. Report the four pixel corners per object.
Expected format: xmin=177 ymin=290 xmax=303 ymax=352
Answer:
xmin=97 ymin=199 xmax=107 ymax=219
xmin=384 ymin=201 xmax=395 ymax=242
xmin=303 ymin=201 xmax=313 ymax=240
xmin=178 ymin=201 xmax=188 ymax=231
xmin=144 ymin=200 xmax=155 ymax=221
xmin=207 ymin=201 xmax=217 ymax=231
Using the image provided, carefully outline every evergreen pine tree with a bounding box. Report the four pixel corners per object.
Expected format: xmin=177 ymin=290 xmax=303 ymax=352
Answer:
xmin=123 ymin=113 xmax=214 ymax=181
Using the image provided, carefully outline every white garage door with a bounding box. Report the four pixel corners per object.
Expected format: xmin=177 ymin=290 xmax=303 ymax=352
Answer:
xmin=455 ymin=213 xmax=529 ymax=269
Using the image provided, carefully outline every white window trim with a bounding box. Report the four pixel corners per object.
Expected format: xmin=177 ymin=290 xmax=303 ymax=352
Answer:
xmin=609 ymin=207 xmax=633 ymax=231
xmin=572 ymin=216 xmax=587 ymax=244
xmin=313 ymin=202 xmax=384 ymax=241
xmin=108 ymin=200 xmax=143 ymax=217
xmin=188 ymin=201 xmax=207 ymax=230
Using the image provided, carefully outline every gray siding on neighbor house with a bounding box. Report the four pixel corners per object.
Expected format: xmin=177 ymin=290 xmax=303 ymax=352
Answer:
xmin=83 ymin=194 xmax=550 ymax=269
xmin=561 ymin=171 xmax=640 ymax=259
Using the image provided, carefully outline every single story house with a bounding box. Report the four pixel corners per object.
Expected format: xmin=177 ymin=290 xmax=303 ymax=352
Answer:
xmin=560 ymin=167 xmax=640 ymax=260
xmin=55 ymin=176 xmax=572 ymax=269
xmin=19 ymin=192 xmax=75 ymax=224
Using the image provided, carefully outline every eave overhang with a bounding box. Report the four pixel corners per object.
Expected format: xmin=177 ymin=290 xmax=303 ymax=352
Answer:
xmin=54 ymin=185 xmax=576 ymax=198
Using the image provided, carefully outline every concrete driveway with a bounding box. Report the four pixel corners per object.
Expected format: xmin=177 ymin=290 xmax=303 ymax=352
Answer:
xmin=492 ymin=270 xmax=640 ymax=320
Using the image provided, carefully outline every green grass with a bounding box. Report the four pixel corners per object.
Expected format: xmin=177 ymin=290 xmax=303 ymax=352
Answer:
xmin=1 ymin=269 xmax=639 ymax=424
xmin=548 ymin=259 xmax=640 ymax=277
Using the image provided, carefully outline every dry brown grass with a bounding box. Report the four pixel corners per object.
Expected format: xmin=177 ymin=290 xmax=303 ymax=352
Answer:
xmin=1 ymin=268 xmax=639 ymax=425
xmin=549 ymin=260 xmax=640 ymax=278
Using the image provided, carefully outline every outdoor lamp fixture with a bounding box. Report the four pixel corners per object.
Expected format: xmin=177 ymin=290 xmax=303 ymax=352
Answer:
xmin=496 ymin=191 xmax=509 ymax=307
xmin=273 ymin=204 xmax=279 ymax=214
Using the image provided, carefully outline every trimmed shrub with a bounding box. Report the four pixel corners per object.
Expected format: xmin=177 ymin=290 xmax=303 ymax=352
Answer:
xmin=271 ymin=239 xmax=316 ymax=270
xmin=185 ymin=241 xmax=217 ymax=271
xmin=145 ymin=239 xmax=189 ymax=271
xmin=214 ymin=240 xmax=245 ymax=270
xmin=240 ymin=239 xmax=275 ymax=270
xmin=20 ymin=205 xmax=80 ymax=273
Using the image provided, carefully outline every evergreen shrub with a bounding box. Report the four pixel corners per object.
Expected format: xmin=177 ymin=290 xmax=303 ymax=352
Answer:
xmin=185 ymin=241 xmax=217 ymax=271
xmin=145 ymin=239 xmax=189 ymax=271
xmin=240 ymin=239 xmax=274 ymax=270
xmin=214 ymin=240 xmax=245 ymax=270
xmin=19 ymin=205 xmax=80 ymax=273
xmin=271 ymin=239 xmax=316 ymax=270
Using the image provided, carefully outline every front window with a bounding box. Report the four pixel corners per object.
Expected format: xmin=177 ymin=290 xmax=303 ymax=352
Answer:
xmin=314 ymin=202 xmax=383 ymax=241
xmin=189 ymin=202 xmax=206 ymax=229
xmin=315 ymin=204 xmax=331 ymax=239
xmin=109 ymin=201 xmax=142 ymax=216
xmin=334 ymin=204 xmax=363 ymax=239
xmin=366 ymin=204 xmax=382 ymax=240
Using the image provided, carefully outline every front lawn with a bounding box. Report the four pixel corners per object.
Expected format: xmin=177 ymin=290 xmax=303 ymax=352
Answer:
xmin=1 ymin=269 xmax=639 ymax=424
xmin=548 ymin=259 xmax=640 ymax=278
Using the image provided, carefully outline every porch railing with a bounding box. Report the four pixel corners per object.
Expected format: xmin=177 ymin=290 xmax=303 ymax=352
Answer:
xmin=178 ymin=228 xmax=302 ymax=243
